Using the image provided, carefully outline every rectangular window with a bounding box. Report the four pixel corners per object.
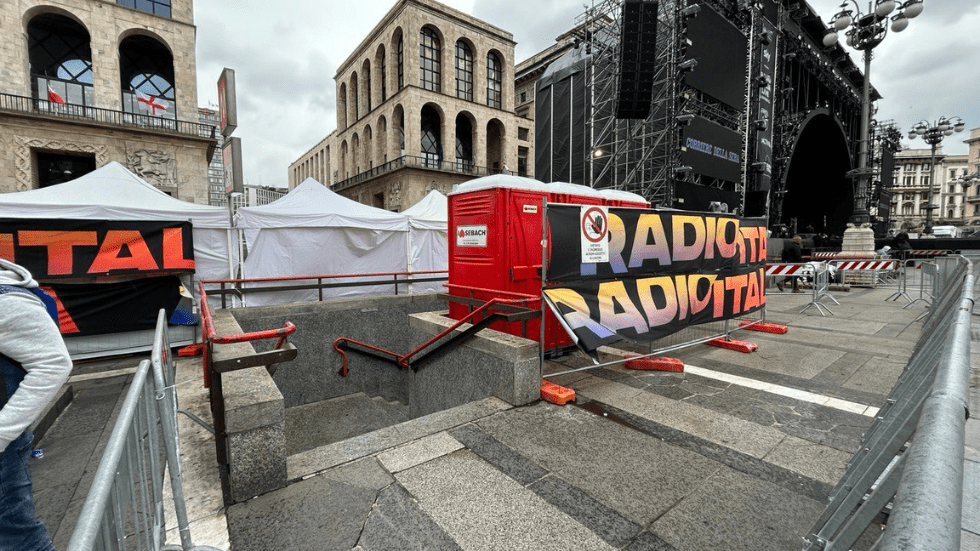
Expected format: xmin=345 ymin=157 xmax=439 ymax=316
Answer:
xmin=921 ymin=176 xmax=929 ymax=187
xmin=518 ymin=146 xmax=529 ymax=177
xmin=949 ymin=184 xmax=955 ymax=194
xmin=518 ymin=127 xmax=529 ymax=141
xmin=923 ymin=163 xmax=930 ymax=171
xmin=950 ymin=169 xmax=957 ymax=180
xmin=905 ymin=163 xmax=913 ymax=171
xmin=117 ymin=0 xmax=171 ymax=17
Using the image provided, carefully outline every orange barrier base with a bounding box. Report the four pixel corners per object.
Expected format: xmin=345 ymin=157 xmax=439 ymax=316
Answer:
xmin=705 ymin=337 xmax=758 ymax=353
xmin=624 ymin=354 xmax=684 ymax=372
xmin=541 ymin=380 xmax=575 ymax=405
xmin=177 ymin=343 xmax=204 ymax=357
xmin=738 ymin=321 xmax=789 ymax=334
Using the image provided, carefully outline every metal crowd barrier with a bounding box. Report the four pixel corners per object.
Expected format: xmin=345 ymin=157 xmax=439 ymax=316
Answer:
xmin=66 ymin=310 xmax=223 ymax=551
xmin=802 ymin=256 xmax=973 ymax=550
xmin=766 ymin=262 xmax=839 ymax=316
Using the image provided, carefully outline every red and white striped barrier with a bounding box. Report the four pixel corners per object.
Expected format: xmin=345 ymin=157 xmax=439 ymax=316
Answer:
xmin=907 ymin=250 xmax=949 ymax=257
xmin=835 ymin=260 xmax=896 ymax=271
xmin=766 ymin=263 xmax=807 ymax=276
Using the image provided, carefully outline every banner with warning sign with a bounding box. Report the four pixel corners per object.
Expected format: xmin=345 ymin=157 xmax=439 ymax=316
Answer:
xmin=580 ymin=206 xmax=609 ymax=264
xmin=545 ymin=204 xmax=767 ymax=352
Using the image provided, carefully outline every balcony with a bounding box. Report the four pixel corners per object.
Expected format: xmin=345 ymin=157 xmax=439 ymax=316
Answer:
xmin=0 ymin=91 xmax=216 ymax=140
xmin=333 ymin=155 xmax=519 ymax=192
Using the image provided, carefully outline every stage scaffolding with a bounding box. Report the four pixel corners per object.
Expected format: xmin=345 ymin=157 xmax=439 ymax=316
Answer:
xmin=580 ymin=0 xmax=749 ymax=209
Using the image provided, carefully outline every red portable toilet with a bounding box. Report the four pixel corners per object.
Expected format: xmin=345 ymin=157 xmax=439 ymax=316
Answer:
xmin=447 ymin=175 xmax=649 ymax=352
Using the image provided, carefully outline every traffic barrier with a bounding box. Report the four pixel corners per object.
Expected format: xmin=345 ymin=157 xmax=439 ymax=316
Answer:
xmin=834 ymin=260 xmax=896 ymax=271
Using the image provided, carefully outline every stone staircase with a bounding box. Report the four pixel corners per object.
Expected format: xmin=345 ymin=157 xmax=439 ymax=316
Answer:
xmin=284 ymin=392 xmax=410 ymax=456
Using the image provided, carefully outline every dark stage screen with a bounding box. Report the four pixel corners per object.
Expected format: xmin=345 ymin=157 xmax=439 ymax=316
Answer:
xmin=681 ymin=116 xmax=743 ymax=183
xmin=685 ymin=2 xmax=747 ymax=110
xmin=673 ymin=182 xmax=741 ymax=213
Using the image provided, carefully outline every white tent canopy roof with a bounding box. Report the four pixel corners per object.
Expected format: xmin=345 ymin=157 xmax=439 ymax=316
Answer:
xmin=448 ymin=174 xmax=647 ymax=205
xmin=0 ymin=161 xmax=230 ymax=228
xmin=403 ymin=189 xmax=447 ymax=230
xmin=237 ymin=178 xmax=409 ymax=231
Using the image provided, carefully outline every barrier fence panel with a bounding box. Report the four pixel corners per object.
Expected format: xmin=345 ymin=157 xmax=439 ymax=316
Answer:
xmin=802 ymin=257 xmax=972 ymax=551
xmin=66 ymin=311 xmax=223 ymax=551
xmin=766 ymin=262 xmax=838 ymax=316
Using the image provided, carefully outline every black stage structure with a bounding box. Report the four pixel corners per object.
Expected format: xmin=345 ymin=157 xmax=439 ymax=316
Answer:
xmin=535 ymin=0 xmax=894 ymax=237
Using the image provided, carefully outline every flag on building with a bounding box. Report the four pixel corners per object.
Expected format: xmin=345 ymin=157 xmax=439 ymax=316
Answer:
xmin=47 ymin=84 xmax=66 ymax=105
xmin=135 ymin=89 xmax=169 ymax=115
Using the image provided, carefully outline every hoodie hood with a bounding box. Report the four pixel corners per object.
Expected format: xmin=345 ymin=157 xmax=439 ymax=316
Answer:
xmin=0 ymin=258 xmax=38 ymax=288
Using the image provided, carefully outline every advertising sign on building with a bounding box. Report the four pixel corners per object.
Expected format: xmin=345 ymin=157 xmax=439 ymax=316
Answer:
xmin=217 ymin=67 xmax=238 ymax=138
xmin=222 ymin=137 xmax=244 ymax=194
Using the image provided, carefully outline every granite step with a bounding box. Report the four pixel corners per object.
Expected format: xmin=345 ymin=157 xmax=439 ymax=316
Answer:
xmin=285 ymin=392 xmax=411 ymax=456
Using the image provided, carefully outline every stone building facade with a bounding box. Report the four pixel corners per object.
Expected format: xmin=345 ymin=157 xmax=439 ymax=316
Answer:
xmin=288 ymin=0 xmax=526 ymax=211
xmin=889 ymin=147 xmax=969 ymax=231
xmin=0 ymin=0 xmax=215 ymax=202
xmin=964 ymin=128 xmax=980 ymax=226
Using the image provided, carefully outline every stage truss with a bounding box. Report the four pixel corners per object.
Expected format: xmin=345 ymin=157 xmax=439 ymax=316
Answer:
xmin=579 ymin=0 xmax=749 ymax=208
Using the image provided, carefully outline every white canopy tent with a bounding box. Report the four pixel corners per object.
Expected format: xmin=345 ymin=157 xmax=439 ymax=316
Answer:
xmin=402 ymin=189 xmax=448 ymax=293
xmin=237 ymin=178 xmax=415 ymax=305
xmin=0 ymin=161 xmax=236 ymax=281
xmin=0 ymin=161 xmax=236 ymax=357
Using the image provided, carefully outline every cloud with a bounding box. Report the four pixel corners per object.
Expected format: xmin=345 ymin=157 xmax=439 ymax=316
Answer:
xmin=194 ymin=0 xmax=978 ymax=189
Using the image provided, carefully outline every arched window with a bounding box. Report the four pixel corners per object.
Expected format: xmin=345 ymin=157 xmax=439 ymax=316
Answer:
xmin=350 ymin=72 xmax=359 ymax=120
xmin=396 ymin=34 xmax=404 ymax=90
xmin=117 ymin=0 xmax=171 ymax=17
xmin=28 ymin=14 xmax=94 ymax=109
xmin=338 ymin=82 xmax=348 ymax=130
xmin=362 ymin=60 xmax=372 ymax=113
xmin=421 ymin=105 xmax=442 ymax=167
xmin=420 ymin=27 xmax=440 ymax=92
xmin=377 ymin=45 xmax=387 ymax=102
xmin=455 ymin=114 xmax=473 ymax=171
xmin=455 ymin=40 xmax=473 ymax=101
xmin=120 ymin=34 xmax=176 ymax=120
xmin=486 ymin=52 xmax=502 ymax=109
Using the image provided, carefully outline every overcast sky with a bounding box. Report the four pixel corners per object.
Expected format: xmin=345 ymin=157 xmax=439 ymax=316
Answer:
xmin=193 ymin=0 xmax=979 ymax=190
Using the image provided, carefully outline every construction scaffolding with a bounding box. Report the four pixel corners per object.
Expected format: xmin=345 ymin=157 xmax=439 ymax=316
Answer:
xmin=580 ymin=0 xmax=749 ymax=208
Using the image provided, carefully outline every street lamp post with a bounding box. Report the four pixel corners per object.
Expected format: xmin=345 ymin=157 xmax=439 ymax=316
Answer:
xmin=908 ymin=117 xmax=966 ymax=235
xmin=822 ymin=0 xmax=923 ymax=229
xmin=954 ymin=171 xmax=980 ymax=222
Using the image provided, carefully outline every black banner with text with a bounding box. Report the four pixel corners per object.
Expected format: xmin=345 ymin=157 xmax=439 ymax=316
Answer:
xmin=544 ymin=205 xmax=766 ymax=352
xmin=42 ymin=277 xmax=181 ymax=336
xmin=0 ymin=219 xmax=195 ymax=280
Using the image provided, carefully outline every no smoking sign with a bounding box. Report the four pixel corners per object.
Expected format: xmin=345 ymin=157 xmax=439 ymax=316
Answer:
xmin=580 ymin=206 xmax=609 ymax=263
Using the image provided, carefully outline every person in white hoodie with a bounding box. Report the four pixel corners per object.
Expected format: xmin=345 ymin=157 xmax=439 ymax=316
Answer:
xmin=0 ymin=258 xmax=72 ymax=551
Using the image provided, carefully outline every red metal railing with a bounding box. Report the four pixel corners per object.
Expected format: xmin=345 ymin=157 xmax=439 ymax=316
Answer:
xmin=202 ymin=269 xmax=449 ymax=308
xmin=198 ymin=282 xmax=297 ymax=387
xmin=333 ymin=292 xmax=539 ymax=375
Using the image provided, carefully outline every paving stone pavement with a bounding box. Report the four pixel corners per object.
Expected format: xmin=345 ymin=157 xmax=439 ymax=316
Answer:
xmin=28 ymin=280 xmax=980 ymax=550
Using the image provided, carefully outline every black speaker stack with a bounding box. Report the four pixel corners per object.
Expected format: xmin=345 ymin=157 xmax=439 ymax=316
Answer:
xmin=615 ymin=0 xmax=659 ymax=119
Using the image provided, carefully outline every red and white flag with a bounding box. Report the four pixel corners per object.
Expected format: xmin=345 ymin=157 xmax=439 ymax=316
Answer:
xmin=135 ymin=89 xmax=169 ymax=115
xmin=47 ymin=84 xmax=66 ymax=105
